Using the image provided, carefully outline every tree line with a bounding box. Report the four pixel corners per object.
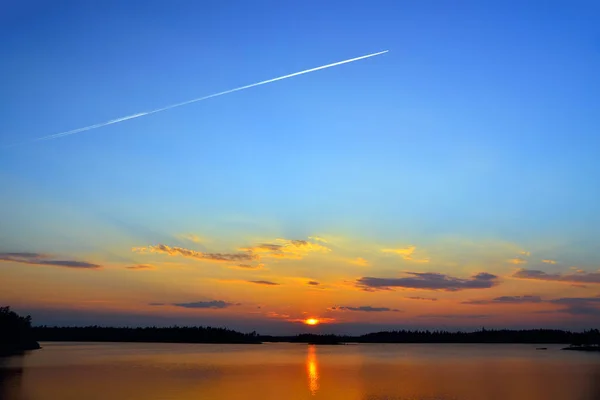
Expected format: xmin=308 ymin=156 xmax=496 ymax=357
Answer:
xmin=3 ymin=306 xmax=599 ymax=346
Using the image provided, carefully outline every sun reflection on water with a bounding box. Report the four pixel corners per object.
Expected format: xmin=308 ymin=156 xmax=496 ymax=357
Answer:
xmin=306 ymin=345 xmax=319 ymax=396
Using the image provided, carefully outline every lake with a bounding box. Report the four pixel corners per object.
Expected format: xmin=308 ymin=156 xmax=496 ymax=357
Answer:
xmin=1 ymin=342 xmax=599 ymax=399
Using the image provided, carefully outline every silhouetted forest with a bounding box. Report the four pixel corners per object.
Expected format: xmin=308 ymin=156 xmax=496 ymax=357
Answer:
xmin=32 ymin=326 xmax=600 ymax=345
xmin=270 ymin=328 xmax=600 ymax=345
xmin=34 ymin=326 xmax=262 ymax=344
xmin=0 ymin=307 xmax=40 ymax=354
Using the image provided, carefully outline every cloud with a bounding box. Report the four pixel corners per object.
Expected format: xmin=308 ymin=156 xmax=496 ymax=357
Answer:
xmin=513 ymin=268 xmax=600 ymax=284
xmin=239 ymin=239 xmax=330 ymax=260
xmin=330 ymin=306 xmax=400 ymax=312
xmin=309 ymin=236 xmax=328 ymax=244
xmin=307 ymin=281 xmax=320 ymax=286
xmin=542 ymin=259 xmax=557 ymax=264
xmin=228 ymin=263 xmax=265 ymax=270
xmin=350 ymin=257 xmax=370 ymax=267
xmin=462 ymin=295 xmax=542 ymax=305
xmin=179 ymin=234 xmax=204 ymax=244
xmin=406 ymin=297 xmax=438 ymax=301
xmin=0 ymin=252 xmax=101 ymax=269
xmin=507 ymin=257 xmax=527 ymax=265
xmin=520 ymin=251 xmax=531 ymax=257
xmin=248 ymin=280 xmax=280 ymax=286
xmin=172 ymin=300 xmax=236 ymax=309
xmin=132 ymin=244 xmax=257 ymax=263
xmin=356 ymin=272 xmax=499 ymax=292
xmin=418 ymin=314 xmax=491 ymax=319
xmin=381 ymin=246 xmax=429 ymax=263
xmin=126 ymin=264 xmax=155 ymax=270
xmin=148 ymin=303 xmax=165 ymax=306
xmin=547 ymin=297 xmax=600 ymax=317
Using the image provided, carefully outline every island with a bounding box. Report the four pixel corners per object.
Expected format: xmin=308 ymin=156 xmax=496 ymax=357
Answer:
xmin=0 ymin=306 xmax=41 ymax=355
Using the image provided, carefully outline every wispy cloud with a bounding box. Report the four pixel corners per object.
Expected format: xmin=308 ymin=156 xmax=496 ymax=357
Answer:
xmin=239 ymin=239 xmax=330 ymax=260
xmin=381 ymin=246 xmax=429 ymax=263
xmin=350 ymin=257 xmax=370 ymax=267
xmin=418 ymin=314 xmax=491 ymax=319
xmin=513 ymin=268 xmax=600 ymax=284
xmin=542 ymin=259 xmax=557 ymax=264
xmin=406 ymin=297 xmax=438 ymax=301
xmin=356 ymin=272 xmax=499 ymax=292
xmin=330 ymin=306 xmax=400 ymax=312
xmin=172 ymin=300 xmax=237 ymax=309
xmin=228 ymin=263 xmax=265 ymax=270
xmin=248 ymin=280 xmax=280 ymax=286
xmin=0 ymin=252 xmax=101 ymax=269
xmin=126 ymin=264 xmax=155 ymax=270
xmin=462 ymin=295 xmax=542 ymax=305
xmin=307 ymin=281 xmax=320 ymax=286
xmin=309 ymin=236 xmax=328 ymax=244
xmin=179 ymin=234 xmax=204 ymax=244
xmin=507 ymin=257 xmax=527 ymax=265
xmin=132 ymin=244 xmax=257 ymax=263
xmin=507 ymin=251 xmax=530 ymax=265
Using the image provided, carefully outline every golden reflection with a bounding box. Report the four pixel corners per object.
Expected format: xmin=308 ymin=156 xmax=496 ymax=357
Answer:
xmin=306 ymin=345 xmax=319 ymax=396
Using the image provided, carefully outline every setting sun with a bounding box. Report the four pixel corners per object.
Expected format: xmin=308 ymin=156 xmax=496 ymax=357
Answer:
xmin=304 ymin=318 xmax=320 ymax=326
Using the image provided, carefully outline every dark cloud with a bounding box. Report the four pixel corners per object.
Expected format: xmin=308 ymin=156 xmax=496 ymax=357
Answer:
xmin=462 ymin=295 xmax=542 ymax=305
xmin=126 ymin=264 xmax=155 ymax=270
xmin=330 ymin=306 xmax=400 ymax=312
xmin=148 ymin=303 xmax=165 ymax=306
xmin=248 ymin=280 xmax=280 ymax=286
xmin=0 ymin=252 xmax=101 ymax=269
xmin=172 ymin=300 xmax=236 ymax=309
xmin=356 ymin=272 xmax=498 ymax=292
xmin=307 ymin=281 xmax=320 ymax=286
xmin=547 ymin=297 xmax=600 ymax=316
xmin=406 ymin=297 xmax=438 ymax=301
xmin=513 ymin=268 xmax=600 ymax=284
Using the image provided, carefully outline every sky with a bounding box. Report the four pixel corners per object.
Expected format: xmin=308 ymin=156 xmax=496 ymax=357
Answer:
xmin=1 ymin=0 xmax=599 ymax=335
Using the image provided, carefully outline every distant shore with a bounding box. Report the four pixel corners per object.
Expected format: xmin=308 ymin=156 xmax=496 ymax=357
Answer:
xmin=30 ymin=327 xmax=600 ymax=346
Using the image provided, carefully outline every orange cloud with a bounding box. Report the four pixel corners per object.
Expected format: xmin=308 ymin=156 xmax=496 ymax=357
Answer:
xmin=381 ymin=246 xmax=429 ymax=263
xmin=239 ymin=239 xmax=330 ymax=260
xmin=132 ymin=244 xmax=257 ymax=263
xmin=228 ymin=263 xmax=265 ymax=270
xmin=507 ymin=258 xmax=527 ymax=265
xmin=542 ymin=259 xmax=557 ymax=264
xmin=350 ymin=257 xmax=369 ymax=267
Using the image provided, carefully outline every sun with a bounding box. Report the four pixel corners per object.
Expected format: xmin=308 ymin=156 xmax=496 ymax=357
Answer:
xmin=304 ymin=318 xmax=320 ymax=326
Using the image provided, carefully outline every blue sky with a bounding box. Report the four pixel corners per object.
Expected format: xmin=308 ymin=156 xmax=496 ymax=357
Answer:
xmin=1 ymin=0 xmax=600 ymax=333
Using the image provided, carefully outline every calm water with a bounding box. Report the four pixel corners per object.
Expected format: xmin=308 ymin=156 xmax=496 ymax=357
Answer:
xmin=1 ymin=342 xmax=600 ymax=400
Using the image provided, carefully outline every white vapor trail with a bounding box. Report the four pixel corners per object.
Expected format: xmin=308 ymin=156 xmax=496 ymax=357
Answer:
xmin=11 ymin=50 xmax=388 ymax=146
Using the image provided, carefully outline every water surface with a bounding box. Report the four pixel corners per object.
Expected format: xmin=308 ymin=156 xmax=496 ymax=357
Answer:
xmin=1 ymin=342 xmax=599 ymax=399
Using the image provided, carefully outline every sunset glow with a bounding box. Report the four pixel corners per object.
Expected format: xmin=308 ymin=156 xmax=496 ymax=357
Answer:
xmin=2 ymin=1 xmax=599 ymax=337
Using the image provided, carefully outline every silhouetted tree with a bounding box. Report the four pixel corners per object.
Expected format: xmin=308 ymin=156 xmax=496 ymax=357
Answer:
xmin=0 ymin=306 xmax=40 ymax=354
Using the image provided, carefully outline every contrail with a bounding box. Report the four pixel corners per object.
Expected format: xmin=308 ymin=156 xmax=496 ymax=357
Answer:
xmin=9 ymin=50 xmax=388 ymax=146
